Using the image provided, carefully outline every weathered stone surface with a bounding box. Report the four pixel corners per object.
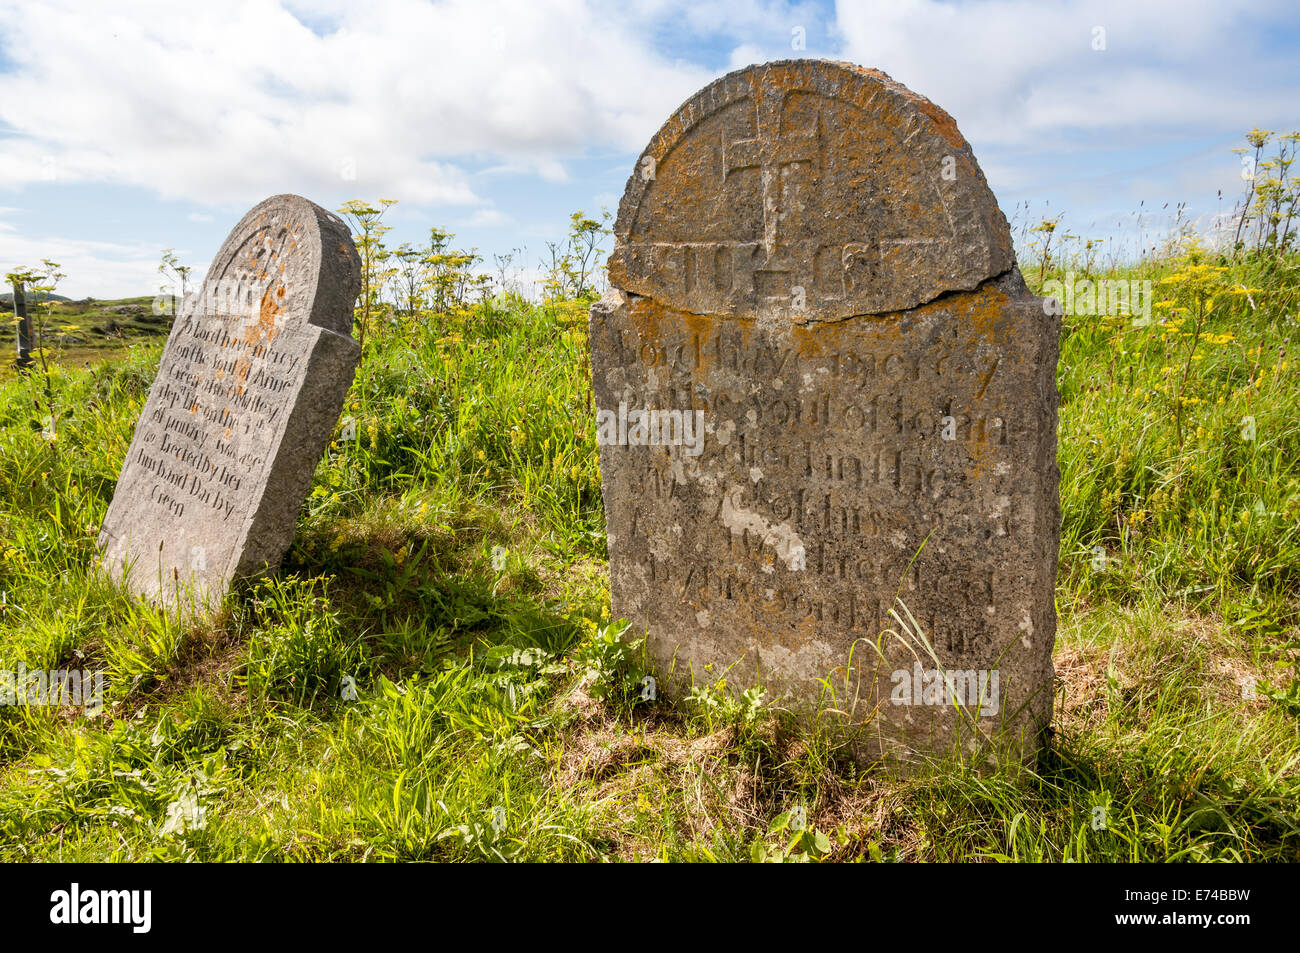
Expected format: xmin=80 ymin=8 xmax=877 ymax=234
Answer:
xmin=591 ymin=61 xmax=1059 ymax=766
xmin=608 ymin=60 xmax=1014 ymax=325
xmin=97 ymin=194 xmax=361 ymax=605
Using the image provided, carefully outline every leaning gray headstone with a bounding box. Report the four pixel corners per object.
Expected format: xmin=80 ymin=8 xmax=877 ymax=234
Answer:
xmin=589 ymin=61 xmax=1059 ymax=767
xmin=97 ymin=194 xmax=361 ymax=605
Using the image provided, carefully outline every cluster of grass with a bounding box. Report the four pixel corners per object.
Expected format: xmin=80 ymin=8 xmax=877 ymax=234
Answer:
xmin=0 ymin=232 xmax=1297 ymax=860
xmin=1053 ymin=241 xmax=1300 ymax=696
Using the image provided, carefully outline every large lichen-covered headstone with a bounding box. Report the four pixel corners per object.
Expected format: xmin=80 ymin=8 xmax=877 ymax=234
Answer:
xmin=590 ymin=61 xmax=1059 ymax=766
xmin=98 ymin=194 xmax=361 ymax=605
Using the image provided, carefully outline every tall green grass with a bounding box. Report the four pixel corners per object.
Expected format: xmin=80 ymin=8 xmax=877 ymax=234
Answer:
xmin=0 ymin=238 xmax=1296 ymax=861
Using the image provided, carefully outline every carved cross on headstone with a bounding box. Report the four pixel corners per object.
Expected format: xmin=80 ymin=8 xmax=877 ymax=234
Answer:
xmin=722 ymin=85 xmax=820 ymax=259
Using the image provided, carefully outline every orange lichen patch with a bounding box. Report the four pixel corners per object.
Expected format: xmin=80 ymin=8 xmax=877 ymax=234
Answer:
xmin=913 ymin=99 xmax=966 ymax=152
xmin=834 ymin=62 xmax=967 ymax=152
xmin=626 ymin=295 xmax=669 ymax=354
xmin=959 ymin=284 xmax=1027 ymax=482
xmin=227 ymin=281 xmax=286 ymax=393
xmin=250 ymin=282 xmax=284 ymax=343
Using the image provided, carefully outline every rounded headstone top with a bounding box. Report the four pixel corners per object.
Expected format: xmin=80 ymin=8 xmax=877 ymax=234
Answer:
xmin=609 ymin=60 xmax=1015 ymax=323
xmin=195 ymin=193 xmax=360 ymax=338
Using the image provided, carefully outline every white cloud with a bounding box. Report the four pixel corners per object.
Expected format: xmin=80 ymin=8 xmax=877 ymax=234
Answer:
xmin=0 ymin=230 xmax=184 ymax=299
xmin=462 ymin=208 xmax=513 ymax=227
xmin=727 ymin=43 xmax=767 ymax=69
xmin=0 ymin=0 xmax=715 ymax=207
xmin=834 ymin=0 xmax=1299 ymax=149
xmin=477 ymin=158 xmax=571 ymax=183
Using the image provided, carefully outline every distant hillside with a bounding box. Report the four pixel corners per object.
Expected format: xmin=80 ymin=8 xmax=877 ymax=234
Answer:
xmin=0 ymin=294 xmax=171 ymax=369
xmin=0 ymin=290 xmax=73 ymax=305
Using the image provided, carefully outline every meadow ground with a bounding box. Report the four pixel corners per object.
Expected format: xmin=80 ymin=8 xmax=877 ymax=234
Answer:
xmin=0 ymin=295 xmax=170 ymax=375
xmin=0 ymin=238 xmax=1298 ymax=862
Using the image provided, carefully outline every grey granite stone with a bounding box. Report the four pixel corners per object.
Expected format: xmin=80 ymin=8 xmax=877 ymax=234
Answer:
xmin=591 ymin=61 xmax=1059 ymax=767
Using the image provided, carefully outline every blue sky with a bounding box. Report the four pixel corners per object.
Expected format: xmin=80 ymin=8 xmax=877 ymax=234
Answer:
xmin=1 ymin=0 xmax=1297 ymax=298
